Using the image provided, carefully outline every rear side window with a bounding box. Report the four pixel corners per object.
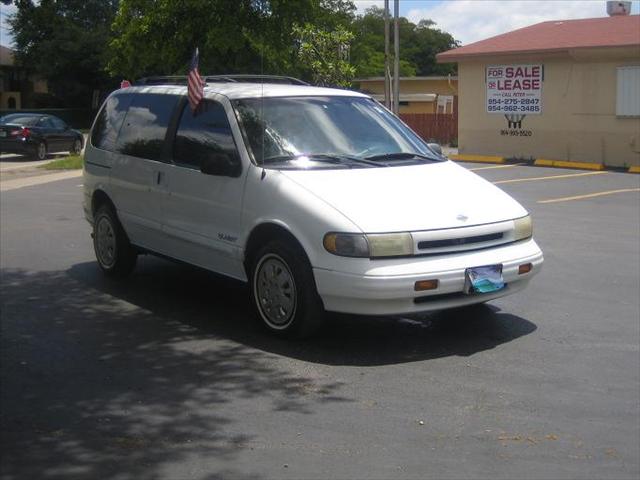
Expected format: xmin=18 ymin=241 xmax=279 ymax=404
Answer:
xmin=38 ymin=117 xmax=55 ymax=128
xmin=50 ymin=117 xmax=67 ymax=129
xmin=117 ymin=93 xmax=179 ymax=161
xmin=91 ymin=93 xmax=134 ymax=152
xmin=173 ymin=99 xmax=239 ymax=170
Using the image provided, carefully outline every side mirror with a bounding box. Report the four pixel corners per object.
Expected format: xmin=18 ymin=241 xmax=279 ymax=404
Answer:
xmin=200 ymin=152 xmax=240 ymax=177
xmin=427 ymin=143 xmax=443 ymax=156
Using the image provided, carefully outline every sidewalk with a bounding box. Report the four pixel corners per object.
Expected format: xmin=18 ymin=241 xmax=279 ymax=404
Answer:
xmin=0 ymin=157 xmax=82 ymax=192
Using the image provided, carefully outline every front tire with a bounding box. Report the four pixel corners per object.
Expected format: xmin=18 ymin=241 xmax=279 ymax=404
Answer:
xmin=250 ymin=239 xmax=324 ymax=338
xmin=93 ymin=205 xmax=137 ymax=277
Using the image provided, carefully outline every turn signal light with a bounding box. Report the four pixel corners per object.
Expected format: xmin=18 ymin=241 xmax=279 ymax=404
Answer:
xmin=518 ymin=263 xmax=533 ymax=275
xmin=20 ymin=127 xmax=31 ymax=138
xmin=414 ymin=279 xmax=439 ymax=291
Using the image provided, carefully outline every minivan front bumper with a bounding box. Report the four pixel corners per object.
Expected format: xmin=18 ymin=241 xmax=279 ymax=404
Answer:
xmin=313 ymin=238 xmax=543 ymax=315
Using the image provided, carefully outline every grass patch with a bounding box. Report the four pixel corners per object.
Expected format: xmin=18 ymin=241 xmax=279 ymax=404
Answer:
xmin=39 ymin=155 xmax=83 ymax=170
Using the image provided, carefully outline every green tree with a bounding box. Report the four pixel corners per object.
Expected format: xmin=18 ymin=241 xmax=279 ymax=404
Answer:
xmin=350 ymin=6 xmax=458 ymax=78
xmin=107 ymin=0 xmax=355 ymax=81
xmin=8 ymin=0 xmax=119 ymax=107
xmin=293 ymin=23 xmax=355 ymax=87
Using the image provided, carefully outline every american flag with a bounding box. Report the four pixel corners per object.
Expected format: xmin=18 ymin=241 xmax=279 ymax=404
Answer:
xmin=188 ymin=48 xmax=205 ymax=112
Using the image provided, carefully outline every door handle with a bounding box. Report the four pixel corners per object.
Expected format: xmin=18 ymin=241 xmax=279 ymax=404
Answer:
xmin=155 ymin=171 xmax=164 ymax=185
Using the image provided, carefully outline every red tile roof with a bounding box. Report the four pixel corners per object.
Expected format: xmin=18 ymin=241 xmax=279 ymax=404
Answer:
xmin=437 ymin=15 xmax=640 ymax=61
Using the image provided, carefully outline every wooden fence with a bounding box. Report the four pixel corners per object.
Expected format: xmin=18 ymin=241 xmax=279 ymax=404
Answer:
xmin=400 ymin=113 xmax=458 ymax=146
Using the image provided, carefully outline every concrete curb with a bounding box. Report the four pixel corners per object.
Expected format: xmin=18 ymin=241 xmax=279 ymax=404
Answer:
xmin=450 ymin=154 xmax=639 ymax=173
xmin=534 ymin=159 xmax=606 ymax=171
xmin=449 ymin=154 xmax=505 ymax=164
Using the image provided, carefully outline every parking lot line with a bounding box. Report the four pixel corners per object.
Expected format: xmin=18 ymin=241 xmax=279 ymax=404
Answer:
xmin=494 ymin=171 xmax=607 ymax=185
xmin=537 ymin=188 xmax=640 ymax=204
xmin=469 ymin=163 xmax=525 ymax=171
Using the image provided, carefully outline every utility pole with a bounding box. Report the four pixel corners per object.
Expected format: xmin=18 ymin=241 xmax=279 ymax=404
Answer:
xmin=383 ymin=0 xmax=391 ymax=109
xmin=393 ymin=0 xmax=400 ymax=115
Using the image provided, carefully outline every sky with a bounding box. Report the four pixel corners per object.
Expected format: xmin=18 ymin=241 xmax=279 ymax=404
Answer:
xmin=0 ymin=2 xmax=15 ymax=47
xmin=355 ymin=0 xmax=640 ymax=44
xmin=1 ymin=1 xmax=639 ymax=47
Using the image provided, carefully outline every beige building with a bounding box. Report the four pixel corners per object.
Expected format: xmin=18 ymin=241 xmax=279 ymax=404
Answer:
xmin=355 ymin=76 xmax=458 ymax=114
xmin=437 ymin=14 xmax=640 ymax=168
xmin=0 ymin=45 xmax=49 ymax=110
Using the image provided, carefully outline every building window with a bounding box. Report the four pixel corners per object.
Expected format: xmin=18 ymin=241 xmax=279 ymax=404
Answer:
xmin=437 ymin=95 xmax=454 ymax=114
xmin=616 ymin=66 xmax=640 ymax=117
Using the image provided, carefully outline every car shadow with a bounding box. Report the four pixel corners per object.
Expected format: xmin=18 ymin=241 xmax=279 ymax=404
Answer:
xmin=67 ymin=256 xmax=537 ymax=367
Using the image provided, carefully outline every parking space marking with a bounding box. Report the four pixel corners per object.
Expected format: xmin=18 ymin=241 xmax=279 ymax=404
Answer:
xmin=469 ymin=163 xmax=525 ymax=171
xmin=538 ymin=188 xmax=640 ymax=204
xmin=494 ymin=171 xmax=607 ymax=185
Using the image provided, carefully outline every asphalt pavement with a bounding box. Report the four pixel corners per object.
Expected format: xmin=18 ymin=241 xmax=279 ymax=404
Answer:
xmin=1 ymin=163 xmax=639 ymax=480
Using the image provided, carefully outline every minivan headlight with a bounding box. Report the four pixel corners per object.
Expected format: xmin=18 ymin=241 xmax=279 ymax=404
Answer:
xmin=513 ymin=215 xmax=533 ymax=241
xmin=367 ymin=233 xmax=413 ymax=257
xmin=323 ymin=232 xmax=414 ymax=258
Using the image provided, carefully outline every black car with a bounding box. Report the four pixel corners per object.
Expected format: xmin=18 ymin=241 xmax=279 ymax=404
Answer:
xmin=0 ymin=113 xmax=84 ymax=160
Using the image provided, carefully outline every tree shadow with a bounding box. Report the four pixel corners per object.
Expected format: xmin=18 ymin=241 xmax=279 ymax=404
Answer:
xmin=1 ymin=257 xmax=536 ymax=479
xmin=0 ymin=265 xmax=350 ymax=480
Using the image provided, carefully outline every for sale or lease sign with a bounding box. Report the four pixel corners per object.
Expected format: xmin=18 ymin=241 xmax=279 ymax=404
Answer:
xmin=486 ymin=64 xmax=543 ymax=114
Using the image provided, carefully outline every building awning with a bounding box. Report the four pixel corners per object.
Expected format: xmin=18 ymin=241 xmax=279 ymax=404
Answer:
xmin=370 ymin=93 xmax=437 ymax=102
xmin=437 ymin=15 xmax=640 ymax=62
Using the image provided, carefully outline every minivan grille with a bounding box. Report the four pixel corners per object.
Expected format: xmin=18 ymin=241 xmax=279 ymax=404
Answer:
xmin=417 ymin=232 xmax=504 ymax=250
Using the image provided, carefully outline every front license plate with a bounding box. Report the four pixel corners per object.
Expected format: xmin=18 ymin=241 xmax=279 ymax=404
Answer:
xmin=464 ymin=264 xmax=504 ymax=294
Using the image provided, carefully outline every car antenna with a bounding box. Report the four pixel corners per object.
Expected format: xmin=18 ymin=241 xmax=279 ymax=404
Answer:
xmin=259 ymin=17 xmax=266 ymax=177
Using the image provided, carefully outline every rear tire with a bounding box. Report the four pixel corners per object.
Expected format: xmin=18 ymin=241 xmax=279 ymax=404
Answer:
xmin=250 ymin=239 xmax=324 ymax=338
xmin=33 ymin=142 xmax=46 ymax=161
xmin=93 ymin=205 xmax=137 ymax=278
xmin=71 ymin=138 xmax=82 ymax=155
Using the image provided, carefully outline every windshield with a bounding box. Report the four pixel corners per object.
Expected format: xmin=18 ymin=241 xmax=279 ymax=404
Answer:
xmin=0 ymin=114 xmax=42 ymax=126
xmin=232 ymin=96 xmax=442 ymax=169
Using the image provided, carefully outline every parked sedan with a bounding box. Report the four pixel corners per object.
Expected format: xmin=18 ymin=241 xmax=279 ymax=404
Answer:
xmin=0 ymin=113 xmax=84 ymax=160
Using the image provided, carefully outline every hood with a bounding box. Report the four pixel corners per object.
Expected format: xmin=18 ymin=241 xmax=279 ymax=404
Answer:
xmin=281 ymin=161 xmax=528 ymax=233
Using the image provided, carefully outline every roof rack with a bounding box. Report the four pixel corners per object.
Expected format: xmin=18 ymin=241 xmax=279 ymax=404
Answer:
xmin=135 ymin=75 xmax=309 ymax=86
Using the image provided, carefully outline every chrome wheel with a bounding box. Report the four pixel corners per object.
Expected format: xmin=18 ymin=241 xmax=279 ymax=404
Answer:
xmin=254 ymin=254 xmax=297 ymax=329
xmin=72 ymin=139 xmax=82 ymax=155
xmin=36 ymin=142 xmax=46 ymax=160
xmin=95 ymin=216 xmax=117 ymax=268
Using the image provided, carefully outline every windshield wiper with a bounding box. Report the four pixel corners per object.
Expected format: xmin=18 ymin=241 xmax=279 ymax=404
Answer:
xmin=262 ymin=153 xmax=385 ymax=168
xmin=364 ymin=152 xmax=441 ymax=162
xmin=315 ymin=154 xmax=387 ymax=168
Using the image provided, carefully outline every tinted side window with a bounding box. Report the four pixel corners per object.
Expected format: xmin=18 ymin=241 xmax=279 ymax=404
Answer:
xmin=173 ymin=100 xmax=239 ymax=170
xmin=91 ymin=93 xmax=134 ymax=152
xmin=50 ymin=117 xmax=67 ymax=129
xmin=38 ymin=117 xmax=55 ymax=128
xmin=117 ymin=93 xmax=179 ymax=161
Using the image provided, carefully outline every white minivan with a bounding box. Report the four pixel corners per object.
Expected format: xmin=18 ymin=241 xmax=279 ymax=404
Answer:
xmin=83 ymin=77 xmax=543 ymax=337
